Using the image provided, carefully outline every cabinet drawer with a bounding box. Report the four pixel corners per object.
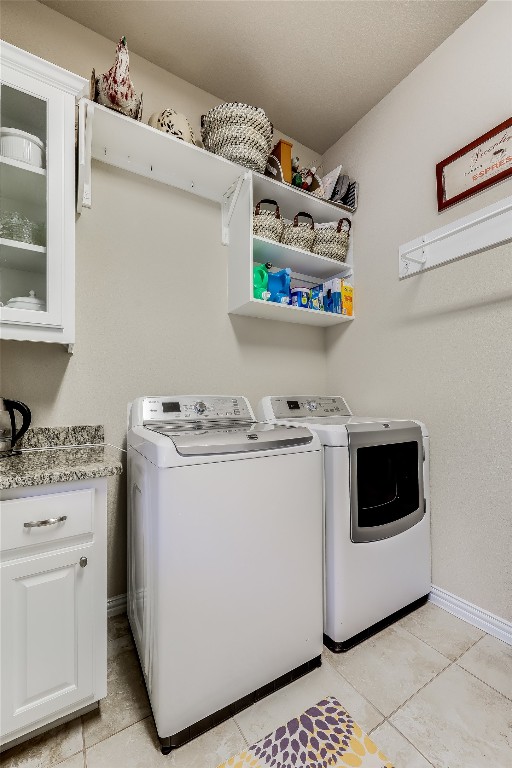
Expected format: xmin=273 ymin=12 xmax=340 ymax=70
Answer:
xmin=1 ymin=489 xmax=94 ymax=552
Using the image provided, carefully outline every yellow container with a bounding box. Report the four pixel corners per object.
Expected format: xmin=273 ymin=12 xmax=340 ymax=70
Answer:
xmin=341 ymin=283 xmax=353 ymax=316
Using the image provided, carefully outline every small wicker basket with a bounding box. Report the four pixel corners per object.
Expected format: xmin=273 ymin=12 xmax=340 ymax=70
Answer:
xmin=312 ymin=218 xmax=351 ymax=262
xmin=281 ymin=212 xmax=315 ymax=251
xmin=252 ymin=199 xmax=284 ymax=242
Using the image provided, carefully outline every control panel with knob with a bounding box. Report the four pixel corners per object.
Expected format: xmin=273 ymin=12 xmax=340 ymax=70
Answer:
xmin=141 ymin=396 xmax=254 ymax=423
xmin=266 ymin=396 xmax=352 ymax=419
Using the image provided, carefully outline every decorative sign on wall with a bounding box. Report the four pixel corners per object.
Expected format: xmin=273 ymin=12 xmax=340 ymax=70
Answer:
xmin=436 ymin=118 xmax=512 ymax=211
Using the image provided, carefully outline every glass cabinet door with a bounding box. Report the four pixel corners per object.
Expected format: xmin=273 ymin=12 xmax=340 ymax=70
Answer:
xmin=0 ymin=42 xmax=84 ymax=346
xmin=1 ymin=83 xmax=48 ymax=317
xmin=0 ymin=68 xmax=66 ymax=330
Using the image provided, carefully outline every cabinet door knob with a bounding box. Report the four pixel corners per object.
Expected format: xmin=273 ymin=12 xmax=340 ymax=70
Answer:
xmin=79 ymin=556 xmax=88 ymax=568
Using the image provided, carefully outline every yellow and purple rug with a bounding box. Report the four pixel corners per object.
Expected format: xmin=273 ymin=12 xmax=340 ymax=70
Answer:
xmin=218 ymin=696 xmax=393 ymax=768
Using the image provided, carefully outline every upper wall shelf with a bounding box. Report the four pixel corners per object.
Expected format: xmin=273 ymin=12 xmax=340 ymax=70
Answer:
xmin=78 ymin=99 xmax=245 ymax=211
xmin=252 ymin=173 xmax=353 ymax=221
xmin=77 ymin=99 xmax=355 ymax=222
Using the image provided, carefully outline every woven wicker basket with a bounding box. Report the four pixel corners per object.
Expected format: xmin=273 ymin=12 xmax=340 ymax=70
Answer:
xmin=201 ymin=103 xmax=272 ymax=140
xmin=312 ymin=218 xmax=351 ymax=262
xmin=201 ymin=102 xmax=272 ymax=173
xmin=252 ymin=199 xmax=284 ymax=242
xmin=203 ymin=126 xmax=270 ymax=156
xmin=281 ymin=212 xmax=315 ymax=251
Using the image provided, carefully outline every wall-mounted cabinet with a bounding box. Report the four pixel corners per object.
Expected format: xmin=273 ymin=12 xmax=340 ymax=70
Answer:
xmin=227 ymin=173 xmax=353 ymax=325
xmin=78 ymin=97 xmax=355 ymax=327
xmin=0 ymin=42 xmax=86 ymax=348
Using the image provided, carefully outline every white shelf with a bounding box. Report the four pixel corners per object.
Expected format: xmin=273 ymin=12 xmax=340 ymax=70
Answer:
xmin=85 ymin=99 xmax=244 ymax=204
xmin=0 ymin=238 xmax=47 ymax=273
xmin=231 ymin=298 xmax=352 ymax=326
xmin=252 ymin=173 xmax=354 ymax=223
xmin=80 ymin=98 xmax=357 ymax=220
xmin=0 ymin=156 xmax=46 ymax=176
xmin=0 ymin=156 xmax=46 ymax=208
xmin=253 ymin=236 xmax=351 ymax=280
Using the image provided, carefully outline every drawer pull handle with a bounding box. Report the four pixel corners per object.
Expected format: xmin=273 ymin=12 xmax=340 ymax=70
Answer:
xmin=79 ymin=556 xmax=88 ymax=568
xmin=24 ymin=515 xmax=68 ymax=528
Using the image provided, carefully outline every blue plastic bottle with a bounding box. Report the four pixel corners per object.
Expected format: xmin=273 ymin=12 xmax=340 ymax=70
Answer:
xmin=267 ymin=268 xmax=291 ymax=304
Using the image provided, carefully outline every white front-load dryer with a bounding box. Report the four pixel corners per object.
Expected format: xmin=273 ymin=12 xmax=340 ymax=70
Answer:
xmin=127 ymin=395 xmax=323 ymax=752
xmin=258 ymin=395 xmax=431 ymax=651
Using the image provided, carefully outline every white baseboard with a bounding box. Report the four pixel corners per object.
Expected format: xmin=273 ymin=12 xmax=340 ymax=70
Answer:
xmin=106 ymin=588 xmax=511 ymax=646
xmin=107 ymin=593 xmax=127 ymax=617
xmin=429 ymin=586 xmax=512 ymax=646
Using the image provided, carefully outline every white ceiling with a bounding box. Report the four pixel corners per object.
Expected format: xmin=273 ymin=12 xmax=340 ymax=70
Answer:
xmin=39 ymin=0 xmax=484 ymax=153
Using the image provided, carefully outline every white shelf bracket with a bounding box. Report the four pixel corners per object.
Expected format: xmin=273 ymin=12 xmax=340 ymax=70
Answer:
xmin=401 ymin=237 xmax=428 ymax=266
xmin=399 ymin=195 xmax=512 ymax=278
xmin=77 ymin=98 xmax=94 ymax=213
xmin=221 ymin=173 xmax=246 ymax=245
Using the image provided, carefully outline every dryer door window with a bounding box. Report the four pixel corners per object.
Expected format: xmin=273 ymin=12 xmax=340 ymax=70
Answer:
xmin=349 ymin=426 xmax=425 ymax=543
xmin=357 ymin=441 xmax=419 ymax=527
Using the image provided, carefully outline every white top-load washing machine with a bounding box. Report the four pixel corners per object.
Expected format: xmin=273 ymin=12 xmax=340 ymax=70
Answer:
xmin=127 ymin=395 xmax=323 ymax=753
xmin=258 ymin=395 xmax=431 ymax=652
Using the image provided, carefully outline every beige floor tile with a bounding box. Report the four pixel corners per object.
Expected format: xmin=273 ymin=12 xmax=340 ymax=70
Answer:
xmin=325 ymin=625 xmax=450 ymax=716
xmin=85 ymin=716 xmax=246 ymax=768
xmin=234 ymin=657 xmax=384 ymax=746
xmin=82 ymin=630 xmax=150 ymax=748
xmin=370 ymin=721 xmax=433 ymax=767
xmin=53 ymin=753 xmax=85 ymax=768
xmin=0 ymin=718 xmax=83 ymax=768
xmin=457 ymin=634 xmax=512 ymax=700
xmin=391 ymin=664 xmax=512 ymax=768
xmin=397 ymin=602 xmax=484 ymax=661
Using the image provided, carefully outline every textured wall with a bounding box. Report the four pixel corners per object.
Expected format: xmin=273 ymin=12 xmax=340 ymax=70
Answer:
xmin=322 ymin=0 xmax=512 ymax=620
xmin=0 ymin=1 xmax=325 ymax=598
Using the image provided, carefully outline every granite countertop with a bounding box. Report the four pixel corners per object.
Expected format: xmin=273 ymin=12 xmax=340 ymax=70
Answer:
xmin=0 ymin=426 xmax=123 ymax=490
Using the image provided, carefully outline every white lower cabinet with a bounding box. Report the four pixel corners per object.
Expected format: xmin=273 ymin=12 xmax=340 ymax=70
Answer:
xmin=0 ymin=479 xmax=107 ymax=747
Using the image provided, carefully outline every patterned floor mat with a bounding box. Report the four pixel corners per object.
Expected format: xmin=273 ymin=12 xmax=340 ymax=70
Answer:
xmin=218 ymin=696 xmax=393 ymax=768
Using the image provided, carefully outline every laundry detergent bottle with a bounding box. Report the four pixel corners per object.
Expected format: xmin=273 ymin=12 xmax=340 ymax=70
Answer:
xmin=267 ymin=267 xmax=291 ymax=304
xmin=253 ymin=263 xmax=270 ymax=300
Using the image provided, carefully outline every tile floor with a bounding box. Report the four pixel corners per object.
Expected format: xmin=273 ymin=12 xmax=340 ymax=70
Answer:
xmin=2 ymin=603 xmax=511 ymax=768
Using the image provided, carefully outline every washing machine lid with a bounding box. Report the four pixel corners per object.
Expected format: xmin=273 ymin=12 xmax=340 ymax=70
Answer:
xmin=145 ymin=421 xmax=314 ymax=456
